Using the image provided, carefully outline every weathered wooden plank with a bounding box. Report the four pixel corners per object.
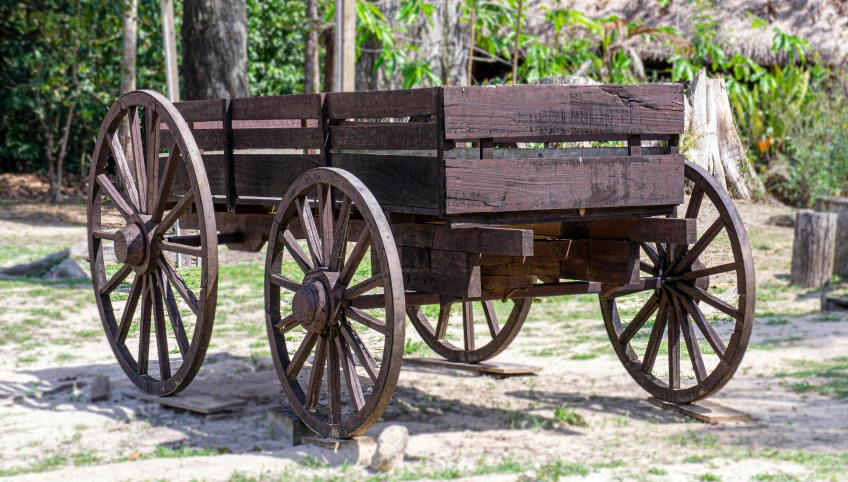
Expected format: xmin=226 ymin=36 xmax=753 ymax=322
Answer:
xmin=403 ymin=357 xmax=542 ymax=375
xmin=445 ymin=155 xmax=684 ymax=214
xmin=448 ymin=146 xmax=669 ymax=159
xmin=326 ymin=88 xmax=439 ymax=119
xmin=443 ymin=84 xmax=684 ymax=140
xmin=402 ymin=267 xmax=481 ymax=298
xmin=559 ymin=217 xmax=697 ymax=244
xmin=160 ymin=127 xmax=224 ymax=151
xmin=230 ymin=94 xmax=322 ymax=120
xmin=647 ymin=397 xmax=751 ymax=424
xmin=391 ymin=224 xmax=533 ymax=256
xmin=481 ymin=274 xmax=534 ymax=290
xmin=232 ymin=127 xmax=324 ymax=150
xmin=331 ymin=153 xmax=440 ymax=212
xmin=447 ymin=205 xmax=677 ymax=228
xmin=329 ymin=124 xmax=437 ymax=150
xmin=555 ymin=239 xmax=640 ymax=284
xmin=174 ymin=99 xmax=221 ymax=122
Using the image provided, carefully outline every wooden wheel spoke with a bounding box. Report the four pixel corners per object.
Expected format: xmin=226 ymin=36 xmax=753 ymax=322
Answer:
xmin=340 ymin=322 xmax=378 ymax=382
xmin=101 ymin=264 xmax=133 ymax=296
xmin=107 ymin=131 xmax=141 ymax=210
xmin=157 ymin=240 xmax=202 ymax=258
xmin=296 ymin=196 xmax=323 ymax=267
xmin=274 ymin=314 xmax=300 ymax=333
xmin=640 ymin=261 xmax=655 ymax=274
xmin=270 ymin=274 xmax=301 ymax=292
xmin=686 ymin=184 xmax=705 ymax=219
xmin=641 ymin=242 xmax=660 ymax=265
xmin=319 ymin=185 xmax=334 ymax=267
xmin=144 ymin=109 xmax=160 ymax=213
xmin=339 ymin=229 xmax=371 ymax=286
xmin=150 ymin=270 xmax=172 ymax=380
xmin=329 ymin=196 xmax=352 ymax=271
xmin=305 ymin=338 xmax=327 ymax=409
xmin=129 ymin=107 xmax=148 ymax=210
xmin=678 ymin=261 xmax=742 ymax=281
xmin=604 ymin=277 xmax=663 ymax=298
xmin=279 ymin=229 xmax=313 ymax=273
xmin=336 ymin=336 xmax=365 ymax=411
xmin=327 ymin=338 xmax=342 ymax=423
xmin=343 ymin=274 xmax=382 ymax=300
xmin=93 ymin=230 xmax=119 ymax=241
xmin=673 ymin=294 xmax=706 ymax=383
xmin=158 ymin=256 xmax=199 ymax=316
xmin=482 ymin=300 xmax=500 ymax=338
xmin=667 ymin=292 xmax=681 ymax=389
xmin=138 ymin=277 xmax=152 ymax=375
xmin=96 ymin=173 xmax=137 ymax=220
xmin=158 ymin=267 xmax=189 ymax=359
xmin=670 ymin=216 xmax=725 ymax=274
xmin=152 ymin=144 xmax=180 ymax=223
xmin=641 ymin=296 xmax=668 ymax=375
xmin=671 ymin=287 xmax=728 ymax=361
xmin=435 ymin=305 xmax=451 ymax=341
xmin=155 ymin=191 xmax=194 ymax=236
xmin=286 ymin=332 xmax=319 ymax=379
xmin=344 ymin=307 xmax=387 ymax=335
xmin=675 ymin=282 xmax=742 ymax=321
xmin=116 ymin=275 xmax=143 ymax=344
xmin=462 ymin=302 xmax=475 ymax=351
xmin=618 ymin=293 xmax=660 ymax=345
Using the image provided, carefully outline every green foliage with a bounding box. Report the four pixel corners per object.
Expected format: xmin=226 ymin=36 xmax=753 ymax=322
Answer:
xmin=247 ymin=0 xmax=306 ymax=95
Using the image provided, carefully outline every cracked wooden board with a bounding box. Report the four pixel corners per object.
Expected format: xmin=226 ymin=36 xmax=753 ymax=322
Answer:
xmin=403 ymin=357 xmax=542 ymax=376
xmin=648 ymin=397 xmax=751 ymax=424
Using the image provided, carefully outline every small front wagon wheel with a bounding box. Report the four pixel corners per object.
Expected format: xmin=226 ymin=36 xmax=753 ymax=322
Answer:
xmin=601 ymin=161 xmax=755 ymax=404
xmin=265 ymin=168 xmax=405 ymax=439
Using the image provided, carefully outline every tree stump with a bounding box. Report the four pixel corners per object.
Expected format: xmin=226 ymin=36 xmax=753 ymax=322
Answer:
xmin=791 ymin=211 xmax=837 ymax=288
xmin=814 ymin=197 xmax=848 ymax=277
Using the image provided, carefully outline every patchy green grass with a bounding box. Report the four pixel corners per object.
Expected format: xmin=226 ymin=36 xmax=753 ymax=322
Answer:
xmin=403 ymin=339 xmax=432 ymax=357
xmin=775 ymin=357 xmax=848 ymax=398
xmin=554 ymin=404 xmax=587 ymax=427
xmin=0 ymin=455 xmax=66 ymax=477
xmin=537 ymin=459 xmax=590 ymax=480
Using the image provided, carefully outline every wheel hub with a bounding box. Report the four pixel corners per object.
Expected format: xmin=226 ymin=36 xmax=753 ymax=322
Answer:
xmin=114 ymin=224 xmax=147 ymax=266
xmin=292 ymin=270 xmax=343 ymax=333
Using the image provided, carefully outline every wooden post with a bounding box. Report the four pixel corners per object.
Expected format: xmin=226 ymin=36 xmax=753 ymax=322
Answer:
xmin=333 ymin=0 xmax=355 ymax=92
xmin=160 ymin=0 xmax=179 ymax=102
xmin=790 ymin=211 xmax=837 ymax=288
xmin=815 ymin=197 xmax=848 ymax=277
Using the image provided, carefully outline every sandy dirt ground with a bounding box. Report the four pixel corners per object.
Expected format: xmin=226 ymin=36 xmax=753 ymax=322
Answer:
xmin=0 ymin=199 xmax=846 ymax=482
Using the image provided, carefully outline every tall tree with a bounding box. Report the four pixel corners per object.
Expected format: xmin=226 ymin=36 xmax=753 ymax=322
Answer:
xmin=304 ymin=0 xmax=320 ymax=94
xmin=119 ymin=0 xmax=138 ymax=194
xmin=182 ymin=0 xmax=250 ymax=100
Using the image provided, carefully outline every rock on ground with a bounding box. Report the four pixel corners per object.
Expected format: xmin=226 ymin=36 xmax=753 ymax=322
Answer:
xmin=43 ymin=257 xmax=89 ymax=280
xmin=370 ymin=425 xmax=409 ymax=472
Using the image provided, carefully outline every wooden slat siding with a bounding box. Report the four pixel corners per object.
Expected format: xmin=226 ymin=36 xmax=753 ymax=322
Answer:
xmin=331 ymin=153 xmax=440 ymax=213
xmin=232 ymin=127 xmax=324 ymax=150
xmin=392 ymin=224 xmax=533 ymax=256
xmin=230 ymin=94 xmax=322 ymax=120
xmin=160 ymin=126 xmax=224 ymax=151
xmin=222 ymin=99 xmax=236 ymax=209
xmin=325 ymin=88 xmax=439 ymax=119
xmin=328 ymin=124 xmax=437 ymax=150
xmin=173 ymin=99 xmax=221 ymax=122
xmin=445 ymin=155 xmax=684 ymax=215
xmin=397 ymin=247 xmax=476 ymax=277
xmin=436 ymin=86 xmax=447 ymax=217
xmin=559 ymin=218 xmax=697 ymax=244
xmin=443 ymin=84 xmax=684 ymax=140
xmin=447 ymin=205 xmax=677 ymax=229
xmin=169 ymin=154 xmax=323 ymax=200
xmin=448 ymin=146 xmax=669 ymax=159
xmin=481 ymin=275 xmax=534 ymax=290
xmin=481 ymin=239 xmax=639 ymax=284
xmin=556 ymin=239 xmax=640 ymax=285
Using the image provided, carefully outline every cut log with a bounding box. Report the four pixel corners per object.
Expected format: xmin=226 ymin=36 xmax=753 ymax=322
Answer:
xmin=790 ymin=211 xmax=837 ymax=288
xmin=814 ymin=197 xmax=848 ymax=277
xmin=0 ymin=248 xmax=70 ymax=277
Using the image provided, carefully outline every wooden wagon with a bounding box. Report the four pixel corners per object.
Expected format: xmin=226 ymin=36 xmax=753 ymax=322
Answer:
xmin=87 ymin=84 xmax=755 ymax=439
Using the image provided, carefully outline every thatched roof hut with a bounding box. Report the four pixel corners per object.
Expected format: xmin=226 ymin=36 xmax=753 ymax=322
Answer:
xmin=526 ymin=0 xmax=848 ymax=68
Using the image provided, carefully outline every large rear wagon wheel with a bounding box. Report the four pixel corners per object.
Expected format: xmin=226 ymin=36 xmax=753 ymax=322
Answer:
xmin=601 ymin=161 xmax=755 ymax=404
xmin=87 ymin=90 xmax=217 ymax=396
xmin=265 ymin=168 xmax=405 ymax=439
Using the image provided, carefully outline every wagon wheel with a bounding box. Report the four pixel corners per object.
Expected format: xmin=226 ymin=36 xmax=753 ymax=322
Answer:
xmin=265 ymin=168 xmax=405 ymax=439
xmin=407 ymin=298 xmax=532 ymax=363
xmin=600 ymin=161 xmax=755 ymax=404
xmin=87 ymin=90 xmax=217 ymax=396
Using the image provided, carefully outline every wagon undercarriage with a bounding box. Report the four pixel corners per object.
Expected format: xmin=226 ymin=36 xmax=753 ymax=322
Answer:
xmin=87 ymin=84 xmax=754 ymax=438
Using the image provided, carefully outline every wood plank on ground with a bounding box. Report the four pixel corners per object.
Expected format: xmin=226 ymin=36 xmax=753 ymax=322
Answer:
xmin=124 ymin=389 xmax=246 ymax=414
xmin=403 ymin=357 xmax=541 ymax=376
xmin=648 ymin=397 xmax=751 ymax=424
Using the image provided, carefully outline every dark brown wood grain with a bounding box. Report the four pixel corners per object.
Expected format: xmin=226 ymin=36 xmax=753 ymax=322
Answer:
xmin=391 ymin=224 xmax=533 ymax=256
xmin=443 ymin=84 xmax=684 ymax=140
xmin=230 ymin=94 xmax=322 ymax=120
xmin=559 ymin=217 xmax=697 ymax=244
xmin=329 ymin=124 xmax=437 ymax=150
xmin=445 ymin=155 xmax=684 ymax=215
xmin=326 ymin=88 xmax=439 ymax=119
xmin=331 ymin=153 xmax=440 ymax=213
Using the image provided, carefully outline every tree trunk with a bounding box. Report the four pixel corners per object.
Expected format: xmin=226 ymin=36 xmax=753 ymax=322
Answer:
xmin=304 ymin=0 xmax=320 ymax=93
xmin=815 ymin=197 xmax=848 ymax=277
xmin=791 ymin=211 xmax=837 ymax=288
xmin=323 ymin=28 xmax=335 ymax=94
xmin=182 ymin=0 xmax=250 ymax=100
xmin=119 ymin=0 xmax=138 ymax=196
